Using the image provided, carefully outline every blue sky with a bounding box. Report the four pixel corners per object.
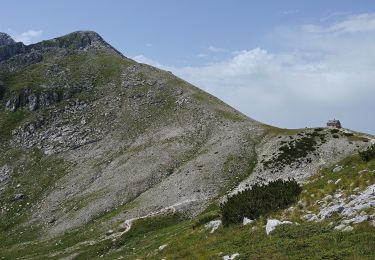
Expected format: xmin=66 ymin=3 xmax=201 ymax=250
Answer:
xmin=1 ymin=0 xmax=375 ymax=133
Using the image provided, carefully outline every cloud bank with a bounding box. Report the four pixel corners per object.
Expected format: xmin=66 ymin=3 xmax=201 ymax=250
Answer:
xmin=10 ymin=29 xmax=43 ymax=44
xmin=134 ymin=14 xmax=375 ymax=134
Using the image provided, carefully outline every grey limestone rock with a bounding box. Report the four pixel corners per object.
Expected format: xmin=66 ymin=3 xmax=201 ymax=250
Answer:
xmin=0 ymin=32 xmax=15 ymax=46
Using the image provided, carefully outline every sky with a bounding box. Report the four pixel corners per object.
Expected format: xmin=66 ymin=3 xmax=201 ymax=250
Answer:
xmin=1 ymin=0 xmax=375 ymax=134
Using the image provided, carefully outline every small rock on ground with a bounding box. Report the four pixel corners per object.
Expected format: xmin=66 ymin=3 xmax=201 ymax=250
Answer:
xmin=223 ymin=253 xmax=240 ymax=260
xmin=205 ymin=220 xmax=222 ymax=233
xmin=243 ymin=217 xmax=254 ymax=226
xmin=266 ymin=219 xmax=293 ymax=235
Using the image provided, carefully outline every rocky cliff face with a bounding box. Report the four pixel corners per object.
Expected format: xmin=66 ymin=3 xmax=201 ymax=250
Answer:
xmin=0 ymin=31 xmax=373 ymax=256
xmin=0 ymin=32 xmax=15 ymax=46
xmin=0 ymin=31 xmax=120 ymax=64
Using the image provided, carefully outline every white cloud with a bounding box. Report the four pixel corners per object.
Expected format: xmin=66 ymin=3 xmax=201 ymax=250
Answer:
xmin=319 ymin=12 xmax=351 ymax=22
xmin=303 ymin=13 xmax=375 ymax=34
xmin=146 ymin=43 xmax=153 ymax=47
xmin=10 ymin=29 xmax=43 ymax=44
xmin=283 ymin=10 xmax=299 ymax=15
xmin=208 ymin=46 xmax=224 ymax=52
xmin=133 ymin=14 xmax=375 ymax=133
xmin=133 ymin=54 xmax=169 ymax=69
xmin=197 ymin=53 xmax=208 ymax=58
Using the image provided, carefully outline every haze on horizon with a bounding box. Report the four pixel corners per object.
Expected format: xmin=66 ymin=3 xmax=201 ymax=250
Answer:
xmin=1 ymin=0 xmax=375 ymax=134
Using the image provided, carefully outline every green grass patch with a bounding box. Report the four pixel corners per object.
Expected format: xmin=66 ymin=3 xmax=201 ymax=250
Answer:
xmin=0 ymin=148 xmax=69 ymax=251
xmin=359 ymin=144 xmax=375 ymax=162
xmin=215 ymin=108 xmax=244 ymax=122
xmin=263 ymin=132 xmax=323 ymax=170
xmin=263 ymin=125 xmax=307 ymax=136
xmin=301 ymin=154 xmax=375 ymax=208
xmin=0 ymin=109 xmax=27 ymax=141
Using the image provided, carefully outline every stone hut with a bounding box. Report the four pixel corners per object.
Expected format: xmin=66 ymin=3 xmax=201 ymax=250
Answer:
xmin=327 ymin=119 xmax=342 ymax=128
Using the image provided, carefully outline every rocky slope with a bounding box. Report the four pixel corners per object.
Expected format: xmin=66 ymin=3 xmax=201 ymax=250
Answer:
xmin=0 ymin=31 xmax=374 ymax=258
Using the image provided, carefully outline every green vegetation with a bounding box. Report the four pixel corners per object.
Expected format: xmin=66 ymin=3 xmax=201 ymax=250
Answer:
xmin=1 ymin=151 xmax=374 ymax=259
xmin=359 ymin=144 xmax=375 ymax=162
xmin=4 ymin=202 xmax=374 ymax=260
xmin=215 ymin=108 xmax=244 ymax=122
xmin=221 ymin=179 xmax=302 ymax=226
xmin=192 ymin=208 xmax=221 ymax=229
xmin=346 ymin=134 xmax=370 ymax=142
xmin=263 ymin=131 xmax=326 ymax=169
xmin=1 ymin=50 xmax=132 ymax=100
xmin=189 ymin=85 xmax=245 ymax=122
xmin=263 ymin=125 xmax=307 ymax=136
xmin=298 ymin=153 xmax=375 ymax=211
xmin=222 ymin=145 xmax=258 ymax=193
xmin=0 ymin=148 xmax=68 ymax=247
xmin=0 ymin=109 xmax=27 ymax=141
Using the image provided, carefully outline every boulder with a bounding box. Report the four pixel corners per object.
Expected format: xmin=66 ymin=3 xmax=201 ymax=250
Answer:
xmin=13 ymin=193 xmax=25 ymax=201
xmin=334 ymin=223 xmax=346 ymax=230
xmin=223 ymin=253 xmax=240 ymax=260
xmin=303 ymin=213 xmax=318 ymax=222
xmin=106 ymin=229 xmax=114 ymax=236
xmin=204 ymin=220 xmax=222 ymax=233
xmin=5 ymin=96 xmax=20 ymax=112
xmin=243 ymin=217 xmax=254 ymax=226
xmin=266 ymin=219 xmax=293 ymax=235
xmin=333 ymin=166 xmax=343 ymax=173
xmin=335 ymin=178 xmax=342 ymax=185
xmin=318 ymin=204 xmax=344 ymax=219
xmin=342 ymin=226 xmax=354 ymax=232
xmin=27 ymin=94 xmax=38 ymax=111
xmin=345 ymin=215 xmax=372 ymax=225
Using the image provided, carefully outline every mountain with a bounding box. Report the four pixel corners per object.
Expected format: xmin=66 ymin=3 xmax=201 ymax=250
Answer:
xmin=0 ymin=33 xmax=15 ymax=46
xmin=0 ymin=31 xmax=374 ymax=259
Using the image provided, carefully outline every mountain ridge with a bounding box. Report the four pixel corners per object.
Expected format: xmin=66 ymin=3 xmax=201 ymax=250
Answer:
xmin=0 ymin=30 xmax=122 ymax=64
xmin=0 ymin=31 xmax=374 ymax=258
xmin=0 ymin=32 xmax=15 ymax=46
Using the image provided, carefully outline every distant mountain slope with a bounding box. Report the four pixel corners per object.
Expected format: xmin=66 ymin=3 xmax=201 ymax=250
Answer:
xmin=0 ymin=31 xmax=372 ymax=256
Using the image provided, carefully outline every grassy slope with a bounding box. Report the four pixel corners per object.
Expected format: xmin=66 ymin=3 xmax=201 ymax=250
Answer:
xmin=0 ymin=151 xmax=374 ymax=259
xmin=109 ymin=153 xmax=375 ymax=259
xmin=0 ymin=49 xmax=133 ymax=258
xmin=0 ymin=47 xmax=258 ymax=259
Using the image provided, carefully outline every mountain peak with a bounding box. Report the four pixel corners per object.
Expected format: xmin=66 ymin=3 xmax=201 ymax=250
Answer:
xmin=33 ymin=30 xmax=122 ymax=56
xmin=0 ymin=32 xmax=15 ymax=46
xmin=0 ymin=30 xmax=123 ymax=63
xmin=52 ymin=30 xmax=106 ymax=47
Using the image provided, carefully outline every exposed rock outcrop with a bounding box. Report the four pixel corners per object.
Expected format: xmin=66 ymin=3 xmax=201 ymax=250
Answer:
xmin=205 ymin=220 xmax=222 ymax=233
xmin=0 ymin=30 xmax=122 ymax=64
xmin=0 ymin=32 xmax=15 ymax=46
xmin=5 ymin=89 xmax=61 ymax=112
xmin=266 ymin=219 xmax=294 ymax=235
xmin=0 ymin=41 xmax=26 ymax=63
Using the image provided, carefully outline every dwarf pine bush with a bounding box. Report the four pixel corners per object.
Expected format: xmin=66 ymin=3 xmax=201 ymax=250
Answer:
xmin=359 ymin=144 xmax=375 ymax=162
xmin=221 ymin=179 xmax=302 ymax=226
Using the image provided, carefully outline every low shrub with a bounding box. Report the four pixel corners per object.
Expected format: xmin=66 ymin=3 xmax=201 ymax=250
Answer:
xmin=263 ymin=136 xmax=317 ymax=169
xmin=192 ymin=211 xmax=221 ymax=229
xmin=221 ymin=179 xmax=302 ymax=226
xmin=359 ymin=144 xmax=375 ymax=162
